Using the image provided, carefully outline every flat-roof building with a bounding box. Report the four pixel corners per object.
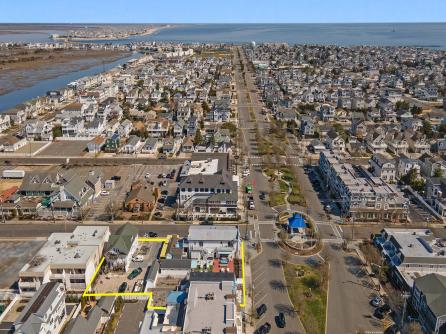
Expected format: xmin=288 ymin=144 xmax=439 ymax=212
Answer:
xmin=183 ymin=272 xmax=241 ymax=334
xmin=18 ymin=226 xmax=110 ymax=297
xmin=375 ymin=228 xmax=446 ymax=289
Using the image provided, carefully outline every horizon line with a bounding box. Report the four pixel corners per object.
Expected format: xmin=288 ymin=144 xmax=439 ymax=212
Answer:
xmin=1 ymin=21 xmax=446 ymax=25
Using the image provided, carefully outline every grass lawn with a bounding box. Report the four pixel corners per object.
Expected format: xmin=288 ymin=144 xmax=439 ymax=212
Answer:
xmin=269 ymin=191 xmax=286 ymax=207
xmin=283 ymin=263 xmax=327 ymax=334
xmin=279 ymin=180 xmax=289 ymax=193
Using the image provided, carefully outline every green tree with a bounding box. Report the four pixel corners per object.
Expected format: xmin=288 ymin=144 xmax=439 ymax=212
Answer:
xmin=438 ymin=124 xmax=446 ymax=136
xmin=395 ymin=100 xmax=410 ymax=111
xmin=193 ymin=130 xmax=203 ymax=145
xmin=421 ymin=120 xmax=434 ymax=138
xmin=434 ymin=168 xmax=444 ymax=178
xmin=221 ymin=122 xmax=237 ymax=137
xmin=52 ymin=125 xmax=62 ymax=138
xmin=202 ymin=101 xmax=210 ymax=113
xmin=410 ymin=105 xmax=422 ymax=115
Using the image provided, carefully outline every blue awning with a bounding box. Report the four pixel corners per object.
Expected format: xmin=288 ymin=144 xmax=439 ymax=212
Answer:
xmin=288 ymin=213 xmax=306 ymax=229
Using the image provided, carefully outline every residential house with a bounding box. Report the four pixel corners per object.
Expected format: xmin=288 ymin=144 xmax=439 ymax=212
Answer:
xmin=350 ymin=119 xmax=367 ymax=139
xmin=369 ymin=154 xmax=396 ymax=182
xmin=64 ymin=296 xmax=116 ymax=334
xmin=118 ymin=120 xmax=133 ymax=138
xmin=186 ymin=225 xmax=239 ymax=262
xmin=0 ymin=114 xmax=11 ymax=133
xmin=105 ymin=133 xmax=120 ymax=152
xmin=365 ymin=130 xmax=388 ymax=154
xmin=146 ymin=119 xmax=170 ymax=138
xmin=61 ymin=117 xmax=85 ymax=137
xmin=124 ymin=182 xmax=158 ymax=212
xmin=0 ymin=135 xmax=27 ymax=152
xmin=396 ymin=157 xmax=421 ymax=179
xmin=385 ymin=131 xmax=408 ymax=155
xmin=13 ymin=282 xmax=66 ymax=334
xmin=325 ymin=130 xmax=346 ymax=152
xmin=421 ymin=156 xmax=446 ymax=178
xmin=411 ymin=274 xmax=446 ymax=334
xmin=104 ymin=224 xmax=138 ymax=272
xmin=141 ymin=138 xmax=161 ymax=154
xmin=121 ymin=135 xmax=141 ymax=154
xmin=300 ymin=116 xmax=315 ymax=136
xmin=319 ymin=104 xmax=336 ymax=122
xmin=18 ymin=171 xmax=60 ymax=197
xmin=87 ymin=136 xmax=106 ymax=153
xmin=24 ymin=120 xmax=53 ymax=141
xmin=178 ymin=171 xmax=238 ymax=218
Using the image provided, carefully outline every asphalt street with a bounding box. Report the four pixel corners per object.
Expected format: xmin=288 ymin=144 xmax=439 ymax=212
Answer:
xmin=326 ymin=245 xmax=384 ymax=334
xmin=251 ymin=242 xmax=306 ymax=334
xmin=235 ymin=48 xmax=305 ymax=334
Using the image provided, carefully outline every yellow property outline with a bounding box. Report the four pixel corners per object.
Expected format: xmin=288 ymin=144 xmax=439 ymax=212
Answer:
xmin=82 ymin=237 xmax=247 ymax=310
xmin=82 ymin=237 xmax=169 ymax=310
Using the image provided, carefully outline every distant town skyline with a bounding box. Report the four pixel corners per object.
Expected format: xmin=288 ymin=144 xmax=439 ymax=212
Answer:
xmin=2 ymin=0 xmax=446 ymax=24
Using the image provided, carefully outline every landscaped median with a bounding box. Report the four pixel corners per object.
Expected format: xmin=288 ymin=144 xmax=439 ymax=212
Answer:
xmin=283 ymin=262 xmax=328 ymax=334
xmin=264 ymin=165 xmax=306 ymax=208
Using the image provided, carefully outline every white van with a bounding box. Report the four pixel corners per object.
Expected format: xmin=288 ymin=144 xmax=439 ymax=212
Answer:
xmin=132 ymin=255 xmax=144 ymax=262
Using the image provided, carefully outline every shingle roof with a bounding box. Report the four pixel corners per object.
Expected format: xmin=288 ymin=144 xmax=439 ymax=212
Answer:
xmin=415 ymin=273 xmax=446 ymax=317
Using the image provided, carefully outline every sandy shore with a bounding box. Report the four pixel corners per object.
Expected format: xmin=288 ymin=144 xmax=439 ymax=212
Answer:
xmin=53 ymin=24 xmax=172 ymax=41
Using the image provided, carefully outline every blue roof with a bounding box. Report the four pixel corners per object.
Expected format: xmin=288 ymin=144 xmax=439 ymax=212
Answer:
xmin=288 ymin=213 xmax=306 ymax=229
xmin=166 ymin=291 xmax=187 ymax=305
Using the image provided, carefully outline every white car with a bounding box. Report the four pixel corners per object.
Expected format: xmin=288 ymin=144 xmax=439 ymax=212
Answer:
xmin=132 ymin=255 xmax=144 ymax=262
xmin=242 ymin=169 xmax=250 ymax=177
xmin=100 ymin=190 xmax=110 ymax=196
xmin=145 ymin=172 xmax=151 ymax=179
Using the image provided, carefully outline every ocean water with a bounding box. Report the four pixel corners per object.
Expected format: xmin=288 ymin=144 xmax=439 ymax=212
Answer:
xmin=143 ymin=23 xmax=446 ymax=49
xmin=1 ymin=23 xmax=446 ymax=49
xmin=0 ymin=54 xmax=138 ymax=112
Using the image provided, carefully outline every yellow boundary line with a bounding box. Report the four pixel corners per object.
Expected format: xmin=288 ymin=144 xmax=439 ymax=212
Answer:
xmin=82 ymin=237 xmax=170 ymax=310
xmin=82 ymin=238 xmax=246 ymax=311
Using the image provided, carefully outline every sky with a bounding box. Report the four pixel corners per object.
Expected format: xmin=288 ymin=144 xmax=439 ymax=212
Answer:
xmin=1 ymin=0 xmax=446 ymax=24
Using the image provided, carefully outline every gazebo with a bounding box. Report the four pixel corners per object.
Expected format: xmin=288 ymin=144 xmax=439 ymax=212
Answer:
xmin=287 ymin=213 xmax=307 ymax=235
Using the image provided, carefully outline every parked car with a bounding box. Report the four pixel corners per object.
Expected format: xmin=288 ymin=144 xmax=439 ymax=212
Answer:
xmin=161 ymin=190 xmax=169 ymax=196
xmin=259 ymin=192 xmax=266 ymax=200
xmin=127 ymin=267 xmax=143 ymax=280
xmin=111 ymin=175 xmax=121 ymax=181
xmin=384 ymin=324 xmax=400 ymax=334
xmin=100 ymin=190 xmax=110 ymax=196
xmin=254 ymin=322 xmax=271 ymax=334
xmin=256 ymin=304 xmax=267 ymax=317
xmin=373 ymin=304 xmax=391 ymax=319
xmin=118 ymin=282 xmax=128 ymax=293
xmin=132 ymin=255 xmax=144 ymax=262
xmin=370 ymin=296 xmax=383 ymax=307
xmin=275 ymin=312 xmax=286 ymax=328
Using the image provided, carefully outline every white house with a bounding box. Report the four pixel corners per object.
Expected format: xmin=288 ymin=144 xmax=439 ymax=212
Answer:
xmin=13 ymin=282 xmax=67 ymax=334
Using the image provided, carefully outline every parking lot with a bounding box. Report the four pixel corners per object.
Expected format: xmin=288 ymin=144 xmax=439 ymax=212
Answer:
xmin=83 ymin=163 xmax=182 ymax=221
xmin=37 ymin=140 xmax=90 ymax=157
xmin=94 ymin=242 xmax=161 ymax=294
xmin=0 ymin=240 xmax=45 ymax=289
